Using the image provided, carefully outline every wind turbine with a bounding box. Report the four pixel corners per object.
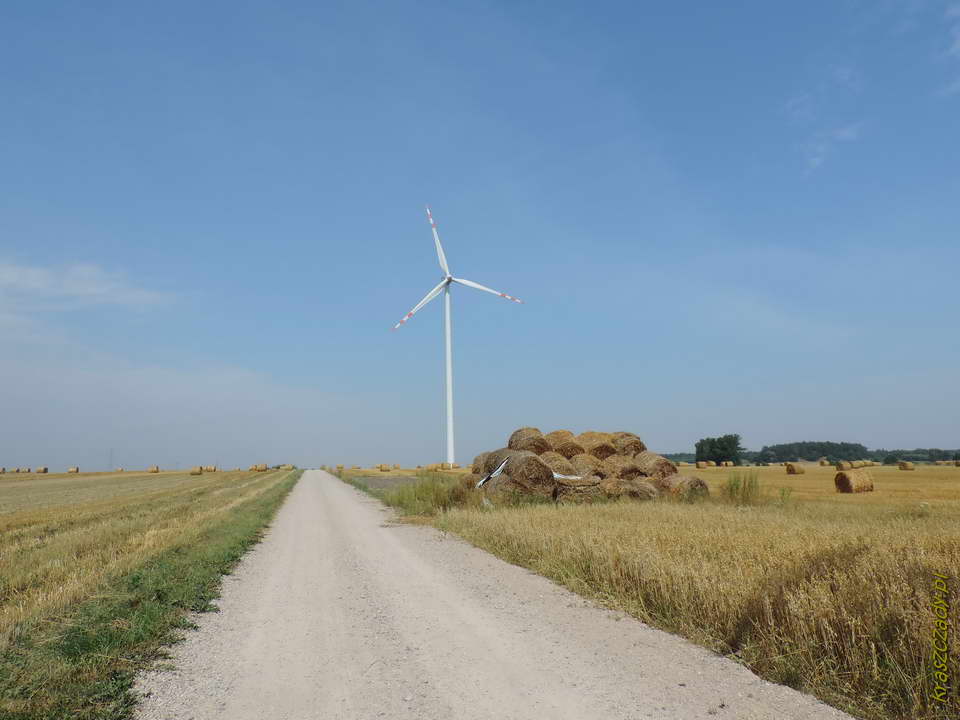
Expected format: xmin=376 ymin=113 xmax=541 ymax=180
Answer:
xmin=393 ymin=207 xmax=523 ymax=466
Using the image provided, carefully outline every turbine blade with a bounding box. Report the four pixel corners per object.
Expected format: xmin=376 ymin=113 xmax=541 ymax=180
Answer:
xmin=451 ymin=277 xmax=523 ymax=304
xmin=426 ymin=206 xmax=450 ymax=276
xmin=391 ymin=279 xmax=448 ymax=330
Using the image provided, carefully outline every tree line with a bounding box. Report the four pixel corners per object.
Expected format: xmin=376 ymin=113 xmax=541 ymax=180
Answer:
xmin=677 ymin=437 xmax=960 ymax=465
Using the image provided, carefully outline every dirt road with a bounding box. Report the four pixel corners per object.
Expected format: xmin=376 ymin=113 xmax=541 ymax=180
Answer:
xmin=135 ymin=470 xmax=853 ymax=720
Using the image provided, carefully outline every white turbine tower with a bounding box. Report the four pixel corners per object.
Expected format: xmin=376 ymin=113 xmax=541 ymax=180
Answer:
xmin=393 ymin=206 xmax=523 ymax=466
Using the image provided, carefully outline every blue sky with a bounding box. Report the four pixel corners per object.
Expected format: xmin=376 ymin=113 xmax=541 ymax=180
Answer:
xmin=2 ymin=1 xmax=958 ymax=469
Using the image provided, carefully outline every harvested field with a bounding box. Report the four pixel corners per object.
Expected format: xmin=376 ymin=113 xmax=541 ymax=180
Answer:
xmin=437 ymin=463 xmax=960 ymax=720
xmin=0 ymin=467 xmax=299 ymax=718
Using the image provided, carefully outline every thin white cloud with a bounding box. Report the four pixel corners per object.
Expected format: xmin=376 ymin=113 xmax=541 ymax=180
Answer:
xmin=803 ymin=122 xmax=863 ymax=171
xmin=0 ymin=261 xmax=165 ymax=312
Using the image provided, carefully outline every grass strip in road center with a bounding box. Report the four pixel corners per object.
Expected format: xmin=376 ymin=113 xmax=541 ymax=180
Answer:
xmin=0 ymin=469 xmax=300 ymax=720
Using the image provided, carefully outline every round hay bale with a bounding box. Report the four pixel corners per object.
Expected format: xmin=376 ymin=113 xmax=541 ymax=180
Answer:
xmin=67 ymin=467 xmax=79 ymax=473
xmin=634 ymin=451 xmax=678 ymax=483
xmin=695 ymin=461 xmax=708 ymax=469
xmin=850 ymin=460 xmax=864 ymax=469
xmin=552 ymin=438 xmax=586 ymax=459
xmin=600 ymin=477 xmax=658 ymax=500
xmin=189 ymin=466 xmax=203 ymax=476
xmin=115 ymin=467 xmax=124 ymax=472
xmin=553 ymin=475 xmax=603 ymax=503
xmin=836 ymin=461 xmax=853 ymax=470
xmin=610 ymin=431 xmax=647 ymax=457
xmin=577 ymin=432 xmax=616 ymax=460
xmin=721 ymin=461 xmax=735 ymax=467
xmin=663 ymin=474 xmax=710 ymax=499
xmin=570 ymin=453 xmax=604 ymax=478
xmin=785 ymin=462 xmax=806 ymax=475
xmin=706 ymin=460 xmax=717 ymax=467
xmin=955 ymin=460 xmax=960 ymax=467
xmin=35 ymin=466 xmax=48 ymax=474
xmin=543 ymin=430 xmax=575 ymax=449
xmin=835 ymin=469 xmax=874 ymax=493
xmin=604 ymin=454 xmax=648 ymax=480
xmin=260 ymin=464 xmax=270 ymax=472
xmin=539 ymin=450 xmax=576 ymax=476
xmin=898 ymin=461 xmax=915 ymax=471
xmin=502 ymin=452 xmax=554 ymax=494
xmin=393 ymin=463 xmax=401 ymax=469
xmin=441 ymin=463 xmax=452 ymax=470
xmin=508 ymin=427 xmax=551 ymax=455
xmin=818 ymin=459 xmax=830 ymax=466
xmin=471 ymin=452 xmax=490 ymax=475
xmin=482 ymin=448 xmax=516 ymax=475
xmin=148 ymin=465 xmax=159 ymax=473
xmin=451 ymin=463 xmax=460 ymax=469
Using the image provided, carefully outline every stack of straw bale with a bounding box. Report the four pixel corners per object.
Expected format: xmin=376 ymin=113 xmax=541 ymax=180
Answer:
xmin=472 ymin=427 xmax=707 ymax=505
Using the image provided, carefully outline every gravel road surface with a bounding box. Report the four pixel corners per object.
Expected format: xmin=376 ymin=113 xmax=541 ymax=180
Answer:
xmin=134 ymin=470 xmax=854 ymax=720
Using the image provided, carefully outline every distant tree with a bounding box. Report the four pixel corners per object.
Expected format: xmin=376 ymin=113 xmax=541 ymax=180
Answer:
xmin=696 ymin=434 xmax=745 ymax=465
xmin=755 ymin=441 xmax=867 ymax=463
xmin=883 ymin=454 xmax=898 ymax=465
xmin=954 ymin=452 xmax=960 ymax=461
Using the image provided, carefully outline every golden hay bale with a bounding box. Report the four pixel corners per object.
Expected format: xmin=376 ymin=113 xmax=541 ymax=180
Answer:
xmin=695 ymin=461 xmax=708 ymax=469
xmin=393 ymin=463 xmax=401 ymax=469
xmin=553 ymin=438 xmax=586 ymax=459
xmin=451 ymin=463 xmax=460 ymax=469
xmin=577 ymin=431 xmax=617 ymax=460
xmin=610 ymin=431 xmax=647 ymax=457
xmin=68 ymin=466 xmax=79 ymax=474
xmin=482 ymin=448 xmax=517 ymax=475
xmin=836 ymin=461 xmax=853 ymax=470
xmin=543 ymin=429 xmax=575 ymax=448
xmin=115 ymin=467 xmax=124 ymax=472
xmin=471 ymin=452 xmax=490 ymax=475
xmin=553 ymin=475 xmax=604 ymax=503
xmin=706 ymin=460 xmax=717 ymax=467
xmin=259 ymin=464 xmax=270 ymax=472
xmin=898 ymin=461 xmax=915 ymax=471
xmin=23 ymin=468 xmax=31 ymax=473
xmin=600 ymin=477 xmax=658 ymax=500
xmin=441 ymin=463 xmax=452 ymax=470
xmin=508 ymin=427 xmax=551 ymax=454
xmin=379 ymin=464 xmax=390 ymax=472
xmin=570 ymin=453 xmax=605 ymax=478
xmin=148 ymin=465 xmax=159 ymax=473
xmin=603 ymin=454 xmax=647 ymax=480
xmin=785 ymin=462 xmax=806 ymax=475
xmin=835 ymin=469 xmax=874 ymax=493
xmin=634 ymin=451 xmax=678 ymax=483
xmin=189 ymin=466 xmax=203 ymax=475
xmin=502 ymin=452 xmax=554 ymax=493
xmin=722 ymin=461 xmax=735 ymax=467
xmin=819 ymin=459 xmax=830 ymax=466
xmin=539 ymin=451 xmax=576 ymax=476
xmin=663 ymin=474 xmax=710 ymax=499
xmin=543 ymin=430 xmax=586 ymax=459
xmin=280 ymin=464 xmax=294 ymax=470
xmin=850 ymin=460 xmax=865 ymax=469
xmin=35 ymin=466 xmax=48 ymax=474
xmin=0 ymin=467 xmax=5 ymax=474
xmin=955 ymin=460 xmax=960 ymax=467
